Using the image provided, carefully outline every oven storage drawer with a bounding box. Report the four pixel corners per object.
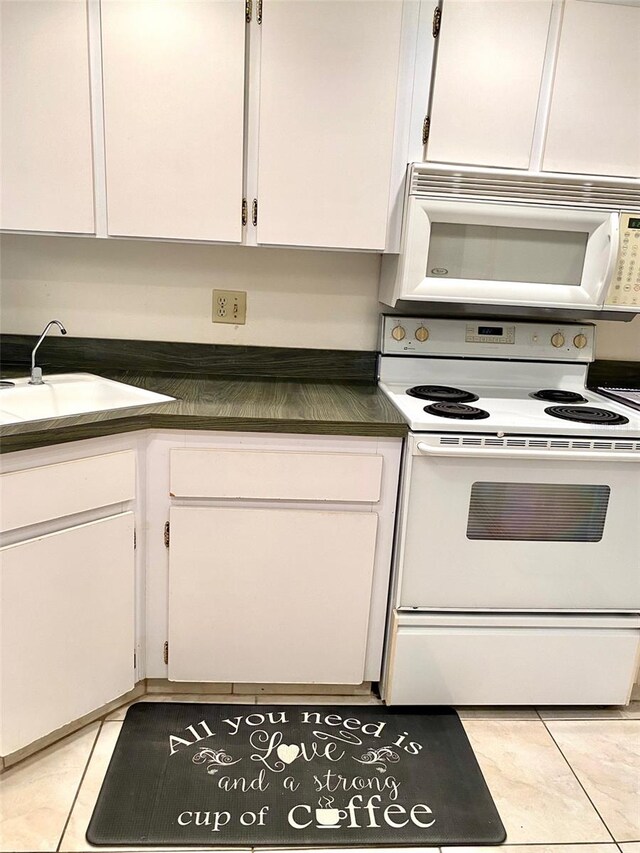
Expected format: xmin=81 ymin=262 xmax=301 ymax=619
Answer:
xmin=384 ymin=613 xmax=640 ymax=706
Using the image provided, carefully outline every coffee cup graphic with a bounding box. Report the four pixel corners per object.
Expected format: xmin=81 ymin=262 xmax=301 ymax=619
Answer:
xmin=315 ymin=797 xmax=346 ymax=828
xmin=315 ymin=808 xmax=341 ymax=827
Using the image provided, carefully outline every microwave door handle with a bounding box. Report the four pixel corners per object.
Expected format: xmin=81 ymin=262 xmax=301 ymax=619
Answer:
xmin=415 ymin=442 xmax=638 ymax=462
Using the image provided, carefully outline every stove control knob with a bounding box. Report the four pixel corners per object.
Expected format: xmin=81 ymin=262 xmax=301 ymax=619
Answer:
xmin=391 ymin=325 xmax=406 ymax=341
xmin=573 ymin=333 xmax=588 ymax=349
xmin=551 ymin=332 xmax=565 ymax=348
xmin=415 ymin=326 xmax=429 ymax=342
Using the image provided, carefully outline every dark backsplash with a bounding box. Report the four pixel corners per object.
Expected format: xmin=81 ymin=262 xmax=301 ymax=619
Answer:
xmin=0 ymin=335 xmax=378 ymax=384
xmin=587 ymin=359 xmax=640 ymax=389
xmin=2 ymin=334 xmax=636 ymax=387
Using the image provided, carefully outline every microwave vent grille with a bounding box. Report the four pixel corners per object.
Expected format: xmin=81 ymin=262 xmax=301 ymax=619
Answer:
xmin=439 ymin=436 xmax=640 ymax=454
xmin=410 ymin=166 xmax=640 ymax=210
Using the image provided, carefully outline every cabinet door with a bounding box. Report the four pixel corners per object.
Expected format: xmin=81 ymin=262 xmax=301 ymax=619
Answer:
xmin=256 ymin=1 xmax=403 ymax=250
xmin=426 ymin=0 xmax=553 ymax=169
xmin=543 ymin=0 xmax=640 ymax=178
xmin=101 ymin=0 xmax=245 ymax=241
xmin=168 ymin=507 xmax=378 ymax=683
xmin=0 ymin=513 xmax=135 ymax=756
xmin=0 ymin=0 xmax=95 ymax=233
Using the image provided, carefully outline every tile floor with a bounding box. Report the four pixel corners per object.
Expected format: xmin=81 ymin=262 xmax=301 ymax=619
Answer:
xmin=0 ymin=695 xmax=638 ymax=853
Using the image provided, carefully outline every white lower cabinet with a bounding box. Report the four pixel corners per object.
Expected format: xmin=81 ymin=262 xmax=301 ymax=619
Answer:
xmin=0 ymin=431 xmax=401 ymax=757
xmin=0 ymin=512 xmax=136 ymax=755
xmin=149 ymin=432 xmax=402 ymax=686
xmin=167 ymin=506 xmax=378 ymax=683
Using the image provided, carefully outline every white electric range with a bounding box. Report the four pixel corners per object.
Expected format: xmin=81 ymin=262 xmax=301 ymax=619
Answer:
xmin=378 ymin=316 xmax=640 ymax=707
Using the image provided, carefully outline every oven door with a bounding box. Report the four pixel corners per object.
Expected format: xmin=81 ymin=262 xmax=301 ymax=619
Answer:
xmin=399 ymin=198 xmax=618 ymax=310
xmin=397 ymin=435 xmax=640 ymax=611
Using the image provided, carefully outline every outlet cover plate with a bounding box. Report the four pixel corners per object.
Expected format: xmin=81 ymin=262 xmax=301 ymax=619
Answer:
xmin=212 ymin=290 xmax=247 ymax=325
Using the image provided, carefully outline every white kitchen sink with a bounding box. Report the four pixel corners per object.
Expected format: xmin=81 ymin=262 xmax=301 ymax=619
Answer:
xmin=0 ymin=373 xmax=175 ymax=425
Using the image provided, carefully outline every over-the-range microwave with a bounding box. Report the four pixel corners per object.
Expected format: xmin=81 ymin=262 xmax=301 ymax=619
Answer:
xmin=380 ymin=165 xmax=640 ymax=318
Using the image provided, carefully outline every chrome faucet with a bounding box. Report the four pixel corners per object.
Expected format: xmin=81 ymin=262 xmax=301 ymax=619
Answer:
xmin=29 ymin=320 xmax=67 ymax=385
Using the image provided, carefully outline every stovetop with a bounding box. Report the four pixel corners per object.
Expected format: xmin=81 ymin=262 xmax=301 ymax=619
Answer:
xmin=378 ymin=317 xmax=640 ymax=437
xmin=379 ymin=378 xmax=640 ymax=435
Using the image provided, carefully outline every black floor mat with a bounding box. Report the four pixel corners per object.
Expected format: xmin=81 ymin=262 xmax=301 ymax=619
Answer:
xmin=87 ymin=703 xmax=506 ymax=847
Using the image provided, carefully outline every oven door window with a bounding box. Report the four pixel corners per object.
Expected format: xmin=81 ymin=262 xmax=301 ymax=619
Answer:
xmin=466 ymin=482 xmax=610 ymax=542
xmin=427 ymin=223 xmax=588 ymax=286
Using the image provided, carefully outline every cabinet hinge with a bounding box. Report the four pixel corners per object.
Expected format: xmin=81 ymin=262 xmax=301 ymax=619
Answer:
xmin=256 ymin=0 xmax=262 ymax=24
xmin=163 ymin=641 xmax=169 ymax=665
xmin=133 ymin=527 xmax=137 ymax=549
xmin=245 ymin=0 xmax=251 ymax=23
xmin=134 ymin=650 xmax=137 ymax=668
xmin=164 ymin=521 xmax=170 ymax=549
xmin=242 ymin=197 xmax=248 ymax=226
xmin=422 ymin=115 xmax=431 ymax=145
xmin=252 ymin=198 xmax=258 ymax=227
xmin=432 ymin=6 xmax=441 ymax=38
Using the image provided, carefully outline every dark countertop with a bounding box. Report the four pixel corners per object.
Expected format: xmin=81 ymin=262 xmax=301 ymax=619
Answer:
xmin=0 ymin=370 xmax=407 ymax=454
xmin=1 ymin=333 xmax=635 ymax=454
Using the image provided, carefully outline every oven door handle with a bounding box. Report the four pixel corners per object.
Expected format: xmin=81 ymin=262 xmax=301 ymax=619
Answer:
xmin=415 ymin=441 xmax=639 ymax=462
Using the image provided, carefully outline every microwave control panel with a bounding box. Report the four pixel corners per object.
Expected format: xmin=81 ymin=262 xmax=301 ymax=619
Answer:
xmin=606 ymin=212 xmax=640 ymax=307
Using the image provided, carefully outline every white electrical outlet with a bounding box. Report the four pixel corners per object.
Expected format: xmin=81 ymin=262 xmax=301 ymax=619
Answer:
xmin=212 ymin=290 xmax=247 ymax=324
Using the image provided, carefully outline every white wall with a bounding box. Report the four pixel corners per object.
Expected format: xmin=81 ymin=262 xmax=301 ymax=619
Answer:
xmin=1 ymin=233 xmax=639 ymax=359
xmin=592 ymin=318 xmax=640 ymax=361
xmin=0 ymin=235 xmax=381 ymax=351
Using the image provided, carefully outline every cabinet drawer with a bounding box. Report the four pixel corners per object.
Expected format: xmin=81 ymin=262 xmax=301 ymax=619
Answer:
xmin=170 ymin=449 xmax=383 ymax=502
xmin=385 ymin=617 xmax=640 ymax=706
xmin=0 ymin=450 xmax=136 ymax=532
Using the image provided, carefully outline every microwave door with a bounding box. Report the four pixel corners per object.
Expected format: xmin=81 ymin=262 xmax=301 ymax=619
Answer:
xmin=399 ymin=198 xmax=617 ymax=310
xmin=426 ymin=223 xmax=588 ymax=286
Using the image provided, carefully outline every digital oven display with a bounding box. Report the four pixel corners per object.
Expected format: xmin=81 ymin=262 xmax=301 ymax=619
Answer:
xmin=628 ymin=218 xmax=640 ymax=229
xmin=465 ymin=324 xmax=514 ymax=344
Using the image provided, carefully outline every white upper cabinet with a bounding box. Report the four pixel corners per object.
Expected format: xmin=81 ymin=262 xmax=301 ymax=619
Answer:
xmin=255 ymin=0 xmax=404 ymax=250
xmin=543 ymin=0 xmax=640 ymax=178
xmin=426 ymin=0 xmax=554 ymax=169
xmin=0 ymin=0 xmax=424 ymax=247
xmin=101 ymin=0 xmax=246 ymax=241
xmin=0 ymin=0 xmax=95 ymax=233
xmin=425 ymin=0 xmax=640 ymax=179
